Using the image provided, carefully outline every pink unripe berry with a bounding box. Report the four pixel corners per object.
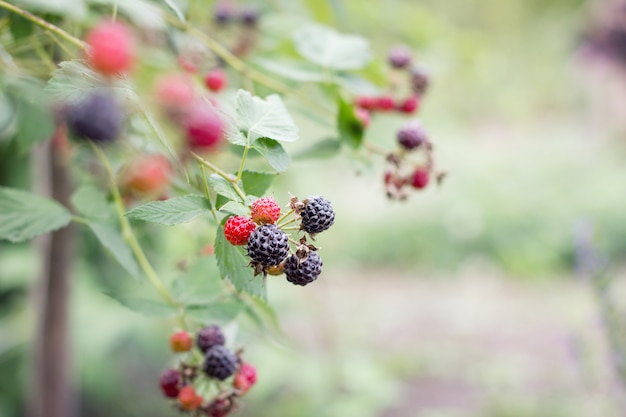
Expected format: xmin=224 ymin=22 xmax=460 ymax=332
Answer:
xmin=204 ymin=68 xmax=227 ymax=92
xmin=85 ymin=20 xmax=136 ymax=76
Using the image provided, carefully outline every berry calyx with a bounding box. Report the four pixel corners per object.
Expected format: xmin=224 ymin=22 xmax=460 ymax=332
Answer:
xmin=121 ymin=154 xmax=171 ymax=195
xmin=410 ymin=168 xmax=430 ymax=189
xmin=300 ymin=196 xmax=335 ymax=235
xmin=204 ymin=68 xmax=227 ymax=92
xmin=177 ymin=385 xmax=203 ymax=411
xmin=224 ymin=216 xmax=256 ymax=246
xmin=203 ymin=345 xmax=238 ymax=381
xmin=250 ymin=197 xmax=281 ymax=225
xmin=233 ymin=363 xmax=257 ymax=395
xmin=85 ymin=20 xmax=135 ymax=76
xmin=375 ymin=95 xmax=395 ymax=111
xmin=284 ymin=251 xmax=323 ymax=286
xmin=159 ymin=368 xmax=182 ymax=398
xmin=388 ymin=45 xmax=412 ymax=69
xmin=66 ymin=92 xmax=124 ymax=143
xmin=396 ymin=120 xmax=427 ymax=151
xmin=184 ymin=103 xmax=225 ymax=151
xmin=197 ymin=325 xmax=226 ymax=353
xmin=398 ymin=95 xmax=420 ymax=114
xmin=247 ymin=224 xmax=289 ymax=268
xmin=169 ymin=331 xmax=193 ymax=352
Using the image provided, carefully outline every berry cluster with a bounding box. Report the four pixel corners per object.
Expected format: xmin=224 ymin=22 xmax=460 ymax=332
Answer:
xmin=160 ymin=325 xmax=257 ymax=416
xmin=223 ymin=195 xmax=334 ymax=285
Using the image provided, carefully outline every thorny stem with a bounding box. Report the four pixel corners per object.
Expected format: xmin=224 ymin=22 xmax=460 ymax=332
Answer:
xmin=191 ymin=152 xmax=247 ymax=202
xmin=0 ymin=1 xmax=86 ymax=50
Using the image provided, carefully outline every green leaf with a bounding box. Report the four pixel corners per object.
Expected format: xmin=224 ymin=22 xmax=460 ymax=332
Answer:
xmin=214 ymin=226 xmax=266 ymax=300
xmin=294 ymin=138 xmax=342 ymax=160
xmin=337 ymin=95 xmax=364 ymax=150
xmin=163 ymin=0 xmax=186 ymax=24
xmin=0 ymin=187 xmax=72 ymax=242
xmin=7 ymin=77 xmax=54 ymax=153
xmin=241 ymin=170 xmax=275 ymax=197
xmin=71 ymin=185 xmax=111 ymax=221
xmin=302 ymin=0 xmax=335 ymax=24
xmin=218 ymin=201 xmax=249 ymax=217
xmin=45 ymin=59 xmax=136 ymax=105
xmin=252 ymin=138 xmax=291 ymax=173
xmin=14 ymin=0 xmax=87 ymax=18
xmin=105 ymin=293 xmax=177 ymax=317
xmin=9 ymin=13 xmax=34 ymax=40
xmin=236 ymin=90 xmax=299 ymax=144
xmin=294 ymin=24 xmax=372 ymax=70
xmin=171 ymin=256 xmax=224 ymax=304
xmin=186 ymin=296 xmax=244 ymax=324
xmin=87 ymin=222 xmax=141 ymax=279
xmin=208 ymin=175 xmax=243 ymax=202
xmin=0 ymin=92 xmax=16 ymax=139
xmin=251 ymin=58 xmax=325 ymax=82
xmin=126 ymin=195 xmax=211 ymax=225
xmin=241 ymin=294 xmax=283 ymax=334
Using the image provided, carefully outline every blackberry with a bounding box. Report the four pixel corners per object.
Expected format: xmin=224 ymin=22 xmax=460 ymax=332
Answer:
xmin=197 ymin=324 xmax=225 ymax=353
xmin=284 ymin=252 xmax=322 ymax=286
xmin=66 ymin=92 xmax=123 ymax=143
xmin=247 ymin=224 xmax=289 ymax=267
xmin=300 ymin=196 xmax=335 ymax=234
xmin=388 ymin=46 xmax=412 ymax=69
xmin=159 ymin=368 xmax=182 ymax=398
xmin=410 ymin=66 xmax=430 ymax=96
xmin=203 ymin=345 xmax=238 ymax=380
xmin=396 ymin=120 xmax=426 ymax=150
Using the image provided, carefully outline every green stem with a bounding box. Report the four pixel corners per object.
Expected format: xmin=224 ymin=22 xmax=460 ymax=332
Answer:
xmin=0 ymin=1 xmax=85 ymax=50
xmin=281 ymin=226 xmax=300 ymax=231
xmin=71 ymin=215 xmax=89 ymax=226
xmin=190 ymin=152 xmax=247 ymax=202
xmin=277 ymin=217 xmax=298 ymax=228
xmin=199 ymin=164 xmax=220 ymax=223
xmin=90 ymin=144 xmax=177 ymax=307
xmin=234 ymin=145 xmax=250 ymax=183
xmin=276 ymin=209 xmax=294 ymax=225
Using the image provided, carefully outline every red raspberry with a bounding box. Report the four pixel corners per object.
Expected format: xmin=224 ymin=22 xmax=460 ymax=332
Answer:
xmin=233 ymin=363 xmax=257 ymax=395
xmin=159 ymin=369 xmax=182 ymax=398
xmin=224 ymin=216 xmax=256 ymax=245
xmin=177 ymin=385 xmax=203 ymax=411
xmin=397 ymin=95 xmax=420 ymax=114
xmin=121 ymin=154 xmax=171 ymax=195
xmin=354 ymin=107 xmax=371 ymax=128
xmin=250 ymin=197 xmax=281 ymax=224
xmin=85 ymin=21 xmax=135 ymax=76
xmin=410 ymin=168 xmax=430 ymax=189
xmin=375 ymin=95 xmax=395 ymax=111
xmin=354 ymin=96 xmax=376 ymax=110
xmin=204 ymin=68 xmax=227 ymax=92
xmin=169 ymin=331 xmax=193 ymax=352
xmin=184 ymin=102 xmax=225 ymax=151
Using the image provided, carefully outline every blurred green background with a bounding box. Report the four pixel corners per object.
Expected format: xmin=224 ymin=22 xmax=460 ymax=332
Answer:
xmin=3 ymin=0 xmax=626 ymax=416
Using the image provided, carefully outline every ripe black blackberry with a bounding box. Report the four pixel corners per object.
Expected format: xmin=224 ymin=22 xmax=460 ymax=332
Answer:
xmin=247 ymin=224 xmax=289 ymax=267
xmin=66 ymin=92 xmax=123 ymax=143
xmin=396 ymin=120 xmax=427 ymax=150
xmin=284 ymin=251 xmax=323 ymax=286
xmin=197 ymin=324 xmax=225 ymax=353
xmin=300 ymin=196 xmax=335 ymax=234
xmin=203 ymin=345 xmax=238 ymax=380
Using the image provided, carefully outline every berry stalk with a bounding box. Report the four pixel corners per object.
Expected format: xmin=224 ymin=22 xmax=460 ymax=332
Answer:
xmin=191 ymin=152 xmax=247 ymax=202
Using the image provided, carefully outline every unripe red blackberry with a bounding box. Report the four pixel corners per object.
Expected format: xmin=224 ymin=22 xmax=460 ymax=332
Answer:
xmin=224 ymin=216 xmax=256 ymax=246
xmin=388 ymin=46 xmax=412 ymax=69
xmin=169 ymin=330 xmax=193 ymax=352
xmin=184 ymin=102 xmax=225 ymax=151
xmin=375 ymin=95 xmax=395 ymax=111
xmin=66 ymin=92 xmax=124 ymax=143
xmin=178 ymin=385 xmax=203 ymax=410
xmin=396 ymin=120 xmax=426 ymax=151
xmin=85 ymin=20 xmax=135 ymax=76
xmin=197 ymin=324 xmax=226 ymax=353
xmin=204 ymin=68 xmax=227 ymax=93
xmin=284 ymin=252 xmax=323 ymax=286
xmin=411 ymin=168 xmax=430 ymax=189
xmin=410 ymin=66 xmax=430 ymax=96
xmin=355 ymin=96 xmax=376 ymax=110
xmin=300 ymin=196 xmax=335 ymax=234
xmin=250 ymin=197 xmax=281 ymax=225
xmin=121 ymin=154 xmax=171 ymax=195
xmin=203 ymin=345 xmax=238 ymax=380
xmin=233 ymin=363 xmax=257 ymax=395
xmin=398 ymin=95 xmax=419 ymax=114
xmin=159 ymin=368 xmax=182 ymax=398
xmin=247 ymin=224 xmax=289 ymax=267
xmin=154 ymin=73 xmax=195 ymax=116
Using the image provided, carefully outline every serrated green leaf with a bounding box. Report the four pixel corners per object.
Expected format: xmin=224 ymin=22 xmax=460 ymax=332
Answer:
xmin=294 ymin=138 xmax=342 ymax=160
xmin=241 ymin=170 xmax=275 ymax=197
xmin=294 ymin=24 xmax=372 ymax=70
xmin=45 ymin=59 xmax=137 ymax=105
xmin=236 ymin=90 xmax=298 ymax=144
xmin=337 ymin=95 xmax=364 ymax=150
xmin=252 ymin=58 xmax=325 ymax=82
xmin=126 ymin=195 xmax=211 ymax=225
xmin=105 ymin=293 xmax=177 ymax=317
xmin=186 ymin=296 xmax=244 ymax=324
xmin=214 ymin=226 xmax=266 ymax=300
xmin=218 ymin=201 xmax=249 ymax=217
xmin=252 ymin=138 xmax=290 ymax=173
xmin=208 ymin=175 xmax=244 ymax=202
xmin=0 ymin=187 xmax=72 ymax=242
xmin=87 ymin=222 xmax=141 ymax=279
xmin=171 ymin=256 xmax=223 ymax=304
xmin=71 ymin=185 xmax=111 ymax=221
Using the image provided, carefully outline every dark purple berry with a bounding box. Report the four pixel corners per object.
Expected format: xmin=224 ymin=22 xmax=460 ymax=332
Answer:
xmin=214 ymin=2 xmax=234 ymax=24
xmin=410 ymin=66 xmax=430 ymax=96
xmin=240 ymin=6 xmax=259 ymax=26
xmin=247 ymin=224 xmax=289 ymax=267
xmin=66 ymin=92 xmax=124 ymax=143
xmin=300 ymin=196 xmax=335 ymax=234
xmin=396 ymin=120 xmax=427 ymax=150
xmin=159 ymin=368 xmax=182 ymax=398
xmin=284 ymin=252 xmax=323 ymax=286
xmin=203 ymin=345 xmax=238 ymax=380
xmin=388 ymin=46 xmax=412 ymax=69
xmin=197 ymin=324 xmax=226 ymax=353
